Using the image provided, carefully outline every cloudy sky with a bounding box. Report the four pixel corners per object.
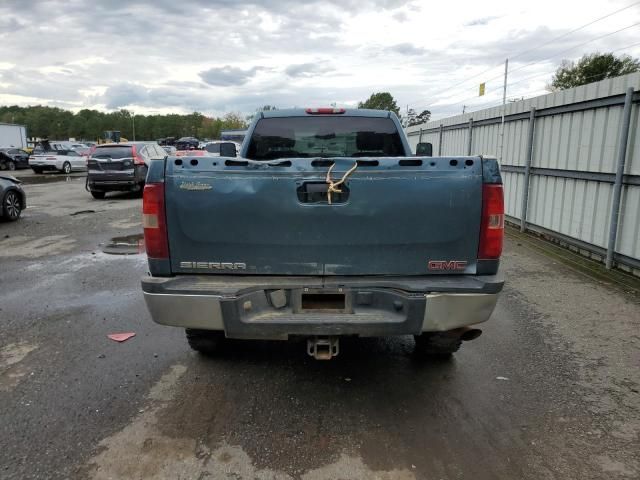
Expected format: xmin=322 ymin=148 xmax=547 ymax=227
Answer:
xmin=0 ymin=0 xmax=639 ymax=119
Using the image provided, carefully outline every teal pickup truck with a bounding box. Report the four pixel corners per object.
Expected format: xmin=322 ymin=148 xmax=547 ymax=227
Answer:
xmin=141 ymin=108 xmax=504 ymax=360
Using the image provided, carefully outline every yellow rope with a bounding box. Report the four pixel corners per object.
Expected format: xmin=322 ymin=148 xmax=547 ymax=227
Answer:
xmin=325 ymin=162 xmax=358 ymax=204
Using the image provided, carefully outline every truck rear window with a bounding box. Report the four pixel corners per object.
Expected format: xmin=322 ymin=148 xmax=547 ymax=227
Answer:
xmin=92 ymin=146 xmax=133 ymax=159
xmin=246 ymin=117 xmax=404 ymax=160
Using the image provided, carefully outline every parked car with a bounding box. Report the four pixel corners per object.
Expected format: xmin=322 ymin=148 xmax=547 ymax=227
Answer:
xmin=203 ymin=141 xmax=241 ymax=156
xmin=69 ymin=143 xmax=91 ymax=157
xmin=29 ymin=149 xmax=86 ymax=174
xmin=175 ymin=149 xmax=206 ymax=157
xmin=162 ymin=145 xmax=177 ymax=155
xmin=141 ymin=108 xmax=504 ymax=360
xmin=175 ymin=137 xmax=199 ymax=150
xmin=86 ymin=142 xmax=166 ymax=199
xmin=0 ymin=174 xmax=26 ymax=221
xmin=32 ymin=140 xmax=73 ymax=154
xmin=0 ymin=148 xmax=30 ymax=170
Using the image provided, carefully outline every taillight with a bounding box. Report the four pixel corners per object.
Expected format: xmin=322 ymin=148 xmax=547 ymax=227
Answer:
xmin=478 ymin=184 xmax=504 ymax=259
xmin=305 ymin=107 xmax=346 ymax=114
xmin=143 ymin=183 xmax=169 ymax=259
xmin=132 ymin=145 xmax=145 ymax=165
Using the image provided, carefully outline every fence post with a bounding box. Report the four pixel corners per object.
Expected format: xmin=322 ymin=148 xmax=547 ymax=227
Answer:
xmin=606 ymin=87 xmax=634 ymax=269
xmin=438 ymin=124 xmax=444 ymax=155
xmin=467 ymin=118 xmax=473 ymax=155
xmin=520 ymin=107 xmax=536 ymax=232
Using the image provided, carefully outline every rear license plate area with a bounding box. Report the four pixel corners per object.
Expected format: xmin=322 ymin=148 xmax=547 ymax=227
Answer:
xmin=301 ymin=293 xmax=345 ymax=311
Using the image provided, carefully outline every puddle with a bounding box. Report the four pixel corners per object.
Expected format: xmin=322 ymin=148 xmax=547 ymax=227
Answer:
xmin=17 ymin=174 xmax=83 ymax=185
xmin=102 ymin=234 xmax=145 ymax=255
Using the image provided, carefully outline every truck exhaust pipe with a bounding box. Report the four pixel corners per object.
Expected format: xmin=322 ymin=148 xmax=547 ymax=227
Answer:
xmin=457 ymin=327 xmax=482 ymax=342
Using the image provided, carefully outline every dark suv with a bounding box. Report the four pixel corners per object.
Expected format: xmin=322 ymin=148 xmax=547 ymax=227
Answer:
xmin=86 ymin=143 xmax=166 ymax=199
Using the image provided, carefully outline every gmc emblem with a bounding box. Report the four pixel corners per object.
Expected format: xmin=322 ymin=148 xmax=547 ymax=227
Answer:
xmin=428 ymin=260 xmax=468 ymax=271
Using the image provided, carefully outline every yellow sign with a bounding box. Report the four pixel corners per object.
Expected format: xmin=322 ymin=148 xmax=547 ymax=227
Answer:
xmin=479 ymin=83 xmax=486 ymax=96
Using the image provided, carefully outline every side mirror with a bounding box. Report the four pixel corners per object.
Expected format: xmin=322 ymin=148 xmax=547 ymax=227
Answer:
xmin=219 ymin=142 xmax=237 ymax=157
xmin=416 ymin=142 xmax=433 ymax=156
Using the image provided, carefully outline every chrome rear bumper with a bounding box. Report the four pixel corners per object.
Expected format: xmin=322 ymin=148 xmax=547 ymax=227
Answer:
xmin=142 ymin=274 xmax=502 ymax=339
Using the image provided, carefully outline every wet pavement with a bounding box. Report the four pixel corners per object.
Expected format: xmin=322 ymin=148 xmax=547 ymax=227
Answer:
xmin=8 ymin=169 xmax=87 ymax=184
xmin=102 ymin=233 xmax=145 ymax=255
xmin=0 ymin=177 xmax=639 ymax=480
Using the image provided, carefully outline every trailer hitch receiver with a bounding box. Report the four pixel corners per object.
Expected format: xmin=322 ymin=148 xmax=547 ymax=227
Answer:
xmin=307 ymin=336 xmax=339 ymax=360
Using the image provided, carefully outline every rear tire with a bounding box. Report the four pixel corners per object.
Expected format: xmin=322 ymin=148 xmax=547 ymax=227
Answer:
xmin=90 ymin=191 xmax=106 ymax=199
xmin=2 ymin=190 xmax=22 ymax=221
xmin=186 ymin=329 xmax=225 ymax=355
xmin=62 ymin=162 xmax=71 ymax=174
xmin=6 ymin=160 xmax=15 ymax=171
xmin=414 ymin=332 xmax=461 ymax=358
xmin=32 ymin=167 xmax=43 ymax=174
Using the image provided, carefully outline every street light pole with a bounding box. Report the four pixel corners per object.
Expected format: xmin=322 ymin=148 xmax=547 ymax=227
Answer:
xmin=131 ymin=112 xmax=136 ymax=141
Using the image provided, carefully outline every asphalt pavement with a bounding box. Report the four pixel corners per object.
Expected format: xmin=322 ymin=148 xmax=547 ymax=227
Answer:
xmin=0 ymin=170 xmax=638 ymax=480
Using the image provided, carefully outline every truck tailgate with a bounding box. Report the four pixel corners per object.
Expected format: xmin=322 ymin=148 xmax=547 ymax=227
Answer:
xmin=164 ymin=156 xmax=483 ymax=276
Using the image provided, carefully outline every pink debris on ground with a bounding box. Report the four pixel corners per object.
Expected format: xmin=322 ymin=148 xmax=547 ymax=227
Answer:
xmin=107 ymin=332 xmax=136 ymax=342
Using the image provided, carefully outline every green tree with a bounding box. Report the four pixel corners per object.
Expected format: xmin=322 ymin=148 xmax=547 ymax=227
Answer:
xmin=221 ymin=112 xmax=248 ymax=130
xmin=412 ymin=109 xmax=431 ymax=126
xmin=549 ymin=52 xmax=640 ymax=91
xmin=0 ymin=105 xmax=251 ymax=141
xmin=403 ymin=108 xmax=431 ymax=127
xmin=357 ymin=92 xmax=400 ymax=115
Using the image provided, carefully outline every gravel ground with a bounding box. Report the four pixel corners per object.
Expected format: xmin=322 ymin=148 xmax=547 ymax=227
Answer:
xmin=0 ymin=172 xmax=638 ymax=479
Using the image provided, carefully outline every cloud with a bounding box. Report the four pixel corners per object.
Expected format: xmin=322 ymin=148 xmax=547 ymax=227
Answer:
xmin=388 ymin=43 xmax=426 ymax=56
xmin=284 ymin=63 xmax=332 ymax=78
xmin=199 ymin=66 xmax=263 ymax=87
xmin=0 ymin=16 xmax=25 ymax=33
xmin=464 ymin=16 xmax=499 ymax=26
xmin=103 ymin=83 xmax=150 ymax=109
xmin=1 ymin=0 xmax=639 ymax=120
xmin=392 ymin=11 xmax=408 ymax=22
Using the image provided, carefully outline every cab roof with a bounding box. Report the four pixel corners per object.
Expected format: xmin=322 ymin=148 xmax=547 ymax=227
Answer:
xmin=260 ymin=108 xmax=392 ymax=119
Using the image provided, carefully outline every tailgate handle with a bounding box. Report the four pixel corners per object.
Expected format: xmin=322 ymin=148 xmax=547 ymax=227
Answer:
xmin=297 ymin=182 xmax=349 ymax=204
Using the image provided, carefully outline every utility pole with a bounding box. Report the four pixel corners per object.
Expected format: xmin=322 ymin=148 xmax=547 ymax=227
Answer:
xmin=131 ymin=112 xmax=136 ymax=141
xmin=498 ymin=58 xmax=508 ymax=162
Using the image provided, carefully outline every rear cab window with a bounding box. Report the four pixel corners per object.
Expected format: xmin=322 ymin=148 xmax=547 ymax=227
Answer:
xmin=246 ymin=116 xmax=405 ymax=160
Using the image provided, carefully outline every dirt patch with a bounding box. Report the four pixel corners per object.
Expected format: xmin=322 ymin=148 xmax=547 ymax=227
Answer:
xmin=0 ymin=342 xmax=38 ymax=391
xmin=85 ymin=363 xmax=416 ymax=480
xmin=0 ymin=234 xmax=76 ymax=258
xmin=501 ymin=235 xmax=640 ymax=478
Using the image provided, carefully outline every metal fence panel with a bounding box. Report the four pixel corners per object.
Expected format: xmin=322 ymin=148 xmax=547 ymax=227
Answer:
xmin=404 ymin=72 xmax=640 ymax=271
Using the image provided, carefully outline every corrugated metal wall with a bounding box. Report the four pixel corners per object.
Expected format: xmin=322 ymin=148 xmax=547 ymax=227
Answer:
xmin=405 ymin=73 xmax=640 ymax=271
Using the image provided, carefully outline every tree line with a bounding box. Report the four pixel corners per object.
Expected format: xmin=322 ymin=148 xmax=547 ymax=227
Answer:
xmin=0 ymin=106 xmax=248 ymax=141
